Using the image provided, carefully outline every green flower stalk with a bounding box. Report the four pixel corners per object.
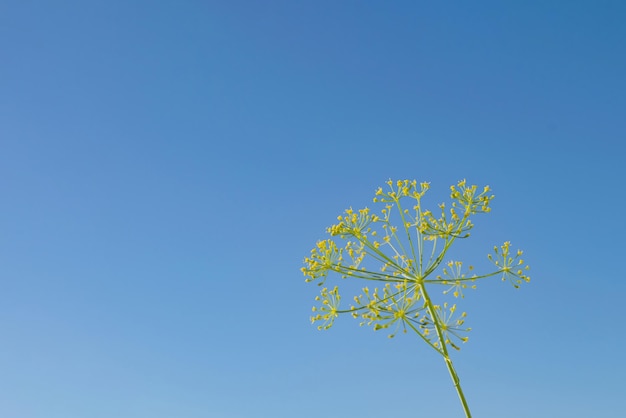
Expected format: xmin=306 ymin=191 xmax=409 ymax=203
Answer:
xmin=302 ymin=179 xmax=530 ymax=418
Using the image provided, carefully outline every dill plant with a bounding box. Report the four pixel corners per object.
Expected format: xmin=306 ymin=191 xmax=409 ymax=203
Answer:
xmin=302 ymin=179 xmax=530 ymax=417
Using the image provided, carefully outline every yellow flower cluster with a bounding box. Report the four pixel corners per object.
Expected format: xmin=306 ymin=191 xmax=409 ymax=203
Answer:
xmin=301 ymin=239 xmax=343 ymax=283
xmin=488 ymin=241 xmax=531 ymax=288
xmin=351 ymin=281 xmax=424 ymax=338
xmin=302 ymin=179 xmax=530 ymax=354
xmin=438 ymin=261 xmax=477 ymax=299
xmin=310 ymin=286 xmax=341 ymax=330
xmin=418 ymin=302 xmax=470 ymax=351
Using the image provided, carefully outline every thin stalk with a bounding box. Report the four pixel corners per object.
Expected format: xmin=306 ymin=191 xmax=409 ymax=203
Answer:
xmin=419 ymin=283 xmax=472 ymax=418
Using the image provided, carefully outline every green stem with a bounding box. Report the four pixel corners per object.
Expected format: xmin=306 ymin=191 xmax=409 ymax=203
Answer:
xmin=442 ymin=353 xmax=471 ymax=418
xmin=419 ymin=283 xmax=472 ymax=418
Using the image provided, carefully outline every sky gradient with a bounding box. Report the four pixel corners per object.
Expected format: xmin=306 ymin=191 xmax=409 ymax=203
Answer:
xmin=1 ymin=1 xmax=625 ymax=417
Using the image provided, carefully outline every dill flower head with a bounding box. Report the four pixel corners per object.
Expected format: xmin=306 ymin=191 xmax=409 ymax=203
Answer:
xmin=302 ymin=179 xmax=530 ymax=353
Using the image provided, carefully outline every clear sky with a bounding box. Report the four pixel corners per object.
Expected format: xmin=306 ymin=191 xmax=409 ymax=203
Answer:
xmin=1 ymin=1 xmax=625 ymax=417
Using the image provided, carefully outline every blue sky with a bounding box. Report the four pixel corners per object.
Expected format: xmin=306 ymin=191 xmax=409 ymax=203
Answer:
xmin=1 ymin=1 xmax=625 ymax=417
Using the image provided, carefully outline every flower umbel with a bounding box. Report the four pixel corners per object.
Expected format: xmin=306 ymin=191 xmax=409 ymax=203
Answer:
xmin=311 ymin=286 xmax=341 ymax=330
xmin=301 ymin=179 xmax=532 ymax=418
